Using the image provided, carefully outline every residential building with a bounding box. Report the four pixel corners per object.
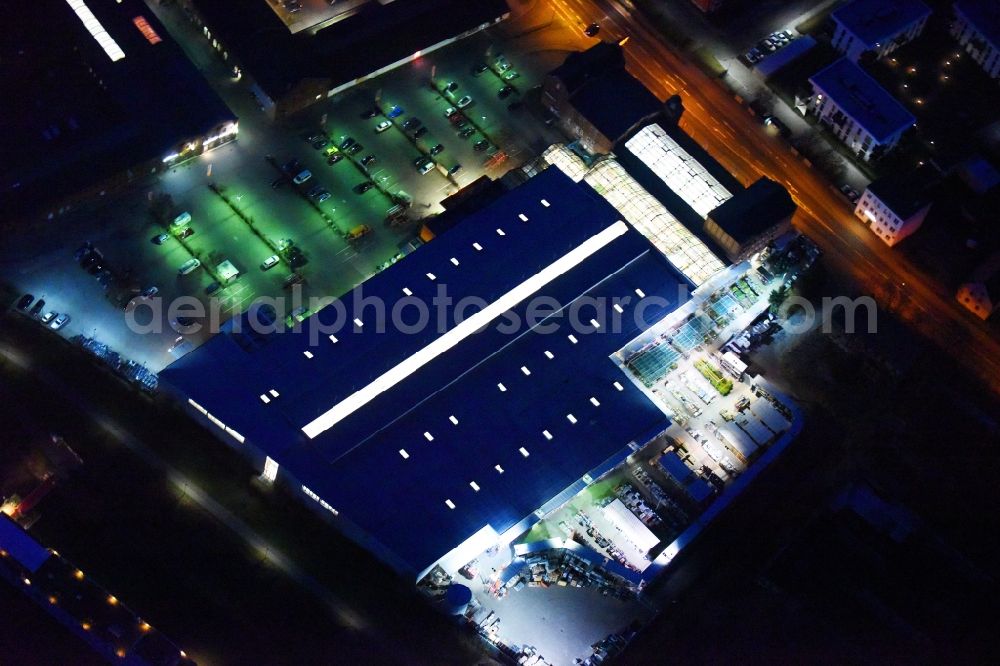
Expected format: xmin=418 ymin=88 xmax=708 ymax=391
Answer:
xmin=543 ymin=43 xmax=664 ymax=156
xmin=854 ymin=169 xmax=935 ymax=246
xmin=689 ymin=0 xmax=725 ymax=13
xmin=831 ymin=0 xmax=932 ymax=62
xmin=808 ymin=58 xmax=916 ymax=161
xmin=705 ymin=178 xmax=797 ymax=262
xmin=956 ymin=251 xmax=1000 ymax=319
xmin=160 ymin=168 xmax=694 ymax=580
xmin=0 ymin=0 xmax=236 ymax=222
xmin=177 ymin=0 xmax=508 ymax=119
xmin=951 ymin=0 xmax=1000 ymax=80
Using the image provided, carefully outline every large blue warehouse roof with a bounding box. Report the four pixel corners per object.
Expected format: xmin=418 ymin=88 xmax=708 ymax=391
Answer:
xmin=161 ymin=169 xmax=692 ymax=574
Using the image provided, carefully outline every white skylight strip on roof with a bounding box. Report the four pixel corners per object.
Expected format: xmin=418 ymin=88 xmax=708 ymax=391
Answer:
xmin=423 ymin=431 xmax=434 ymax=442
xmin=449 ymin=415 xmax=459 ymax=425
xmin=450 ymin=257 xmax=459 ymax=266
xmin=496 ymin=228 xmax=505 ymax=236
xmin=521 ymin=366 xmax=531 ymax=376
xmin=402 ymin=287 xmax=412 ymax=296
xmin=469 ymin=481 xmax=480 ymax=492
xmin=544 ymin=350 xmax=554 ymax=359
xmin=497 ymin=382 xmax=507 ymax=392
xmin=614 ymin=381 xmax=624 ymax=391
xmin=543 ymin=430 xmax=553 ymax=440
xmin=269 ymin=389 xmax=279 ymax=398
xmin=473 ymin=242 xmax=483 ymax=251
xmin=399 ymin=449 xmax=409 ymax=459
xmin=426 ymin=273 xmax=436 ymax=281
xmin=445 ymin=499 xmax=456 ymax=509
xmin=540 ymin=199 xmax=550 ymax=207
xmin=519 ymin=447 xmax=530 ymax=457
xmin=329 ymin=334 xmax=338 ymax=343
xmin=303 ymin=350 xmax=314 ymax=359
xmin=624 ymin=124 xmax=732 ymax=218
xmin=635 ymin=288 xmax=646 ymax=298
xmin=567 ymin=334 xmax=578 ymax=344
xmin=66 ymin=0 xmax=125 ymax=62
xmin=590 ymin=396 xmax=601 ymax=406
xmin=495 ymin=464 xmax=505 ymax=473
xmin=613 ymin=303 xmax=624 ymax=314
xmin=260 ymin=394 xmax=271 ymax=404
xmin=566 ymin=414 xmax=577 ymax=424
xmin=518 ymin=213 xmax=529 ymax=222
xmin=301 ymin=221 xmax=629 ymax=439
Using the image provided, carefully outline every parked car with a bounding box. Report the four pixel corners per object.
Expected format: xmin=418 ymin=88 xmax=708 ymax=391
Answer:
xmin=353 ymin=181 xmax=374 ymax=194
xmin=839 ymin=184 xmax=861 ymax=203
xmin=459 ymin=127 xmax=476 ymax=138
xmin=414 ymin=126 xmax=429 ymax=138
xmin=456 ymin=95 xmax=473 ymax=109
xmin=152 ymin=233 xmax=170 ymax=244
xmin=347 ymin=143 xmax=364 ymax=155
xmin=360 ymin=107 xmax=378 ymax=119
xmin=178 ymin=258 xmax=201 ymax=275
xmin=430 ymin=144 xmax=445 ymax=156
xmin=171 ymin=211 xmax=192 ymax=229
xmin=763 ymin=115 xmax=790 ymax=138
xmin=307 ymin=184 xmax=323 ymax=198
xmin=261 ymin=255 xmax=280 ymax=271
xmin=292 ymin=169 xmax=312 ymax=185
xmin=444 ymin=106 xmax=459 ymax=118
xmin=179 ymin=227 xmax=195 ymax=239
xmin=474 ymin=139 xmax=489 ymax=152
xmin=74 ymin=242 xmax=93 ymax=261
xmin=448 ymin=163 xmax=462 ymax=175
xmin=51 ymin=313 xmax=71 ymax=330
xmin=453 ymin=117 xmax=468 ymax=128
xmin=339 ymin=136 xmax=356 ymax=149
xmin=282 ymin=158 xmax=301 ymax=174
xmin=472 ymin=62 xmax=489 ymax=75
xmin=507 ymin=100 xmax=524 ymax=112
xmin=270 ymin=176 xmax=286 ymax=189
xmin=584 ymin=22 xmax=600 ymax=37
xmin=386 ymin=105 xmax=405 ymax=119
xmin=497 ymin=85 xmax=515 ymax=99
xmin=445 ymin=81 xmax=459 ymax=92
xmin=40 ymin=311 xmax=56 ymax=325
xmin=311 ymin=137 xmax=329 ymax=150
xmin=402 ymin=117 xmax=421 ymax=131
xmin=317 ymin=191 xmax=331 ymax=202
xmin=502 ymin=70 xmax=520 ymax=81
xmin=416 ymin=158 xmax=435 ymax=174
xmin=29 ymin=299 xmax=45 ymax=317
xmin=375 ymin=119 xmax=392 ymax=133
xmin=327 ymin=153 xmax=344 ymax=165
xmin=346 ymin=224 xmax=372 ymax=241
xmin=16 ymin=294 xmax=33 ymax=311
xmin=141 ymin=286 xmax=159 ymax=298
xmin=360 ymin=154 xmax=377 ymax=167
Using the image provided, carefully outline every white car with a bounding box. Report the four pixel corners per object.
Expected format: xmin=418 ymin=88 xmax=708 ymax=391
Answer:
xmin=374 ymin=120 xmax=392 ymax=133
xmin=40 ymin=311 xmax=57 ymax=324
xmin=178 ymin=258 xmax=201 ymax=275
xmin=50 ymin=313 xmax=71 ymax=330
xmin=141 ymin=286 xmax=159 ymax=298
xmin=292 ymin=169 xmax=312 ymax=185
xmin=261 ymin=254 xmax=280 ymax=271
xmin=457 ymin=95 xmax=473 ymax=109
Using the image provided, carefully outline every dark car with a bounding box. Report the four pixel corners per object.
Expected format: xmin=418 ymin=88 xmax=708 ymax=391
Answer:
xmin=179 ymin=227 xmax=195 ymax=239
xmin=414 ymin=126 xmax=429 ymax=138
xmin=339 ymin=136 xmax=356 ymax=150
xmin=472 ymin=63 xmax=489 ymax=75
xmin=507 ymin=101 xmax=524 ymax=112
xmin=271 ymin=176 xmax=286 ymax=189
xmin=311 ymin=137 xmax=329 ymax=150
xmin=360 ymin=154 xmax=377 ymax=167
xmin=413 ymin=155 xmax=429 ymax=167
xmin=430 ymin=143 xmax=445 ymax=156
xmin=584 ymin=22 xmax=600 ymax=37
xmin=474 ymin=139 xmax=489 ymax=152
xmin=498 ymin=85 xmax=515 ymax=99
xmin=353 ymin=181 xmax=374 ymax=194
xmin=360 ymin=108 xmax=378 ymax=119
xmin=459 ymin=127 xmax=475 ymax=138
xmin=282 ymin=158 xmax=301 ymax=174
xmin=327 ymin=153 xmax=344 ymax=165
xmin=16 ymin=294 xmax=34 ymax=311
xmin=453 ymin=118 xmax=468 ymax=129
xmin=402 ymin=117 xmax=422 ymax=131
xmin=445 ymin=81 xmax=459 ymax=92
xmin=29 ymin=299 xmax=45 ymax=317
xmin=152 ymin=233 xmax=170 ymax=244
xmin=348 ymin=143 xmax=364 ymax=155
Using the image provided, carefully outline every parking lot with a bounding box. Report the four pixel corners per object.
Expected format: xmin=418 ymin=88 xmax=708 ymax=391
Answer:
xmin=2 ymin=14 xmax=566 ymax=373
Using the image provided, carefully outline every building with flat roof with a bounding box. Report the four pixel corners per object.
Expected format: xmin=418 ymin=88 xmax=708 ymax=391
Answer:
xmin=0 ymin=0 xmax=236 ymax=221
xmin=178 ymin=0 xmax=508 ymax=119
xmin=831 ymin=0 xmax=931 ymax=62
xmin=957 ymin=251 xmax=1000 ymax=320
xmin=543 ymin=43 xmax=664 ymax=155
xmin=854 ymin=168 xmax=935 ymax=246
xmin=160 ymin=168 xmax=693 ymax=578
xmin=951 ymin=0 xmax=1000 ymax=80
xmin=705 ymin=178 xmax=797 ymax=262
xmin=808 ymin=57 xmax=916 ymax=161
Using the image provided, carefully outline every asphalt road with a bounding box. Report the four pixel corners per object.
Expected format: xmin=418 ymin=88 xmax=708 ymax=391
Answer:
xmin=533 ymin=0 xmax=1000 ymax=394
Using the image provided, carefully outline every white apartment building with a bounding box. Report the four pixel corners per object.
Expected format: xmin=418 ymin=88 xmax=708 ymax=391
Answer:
xmin=853 ymin=171 xmax=933 ymax=246
xmin=831 ymin=0 xmax=931 ymax=62
xmin=951 ymin=0 xmax=1000 ymax=80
